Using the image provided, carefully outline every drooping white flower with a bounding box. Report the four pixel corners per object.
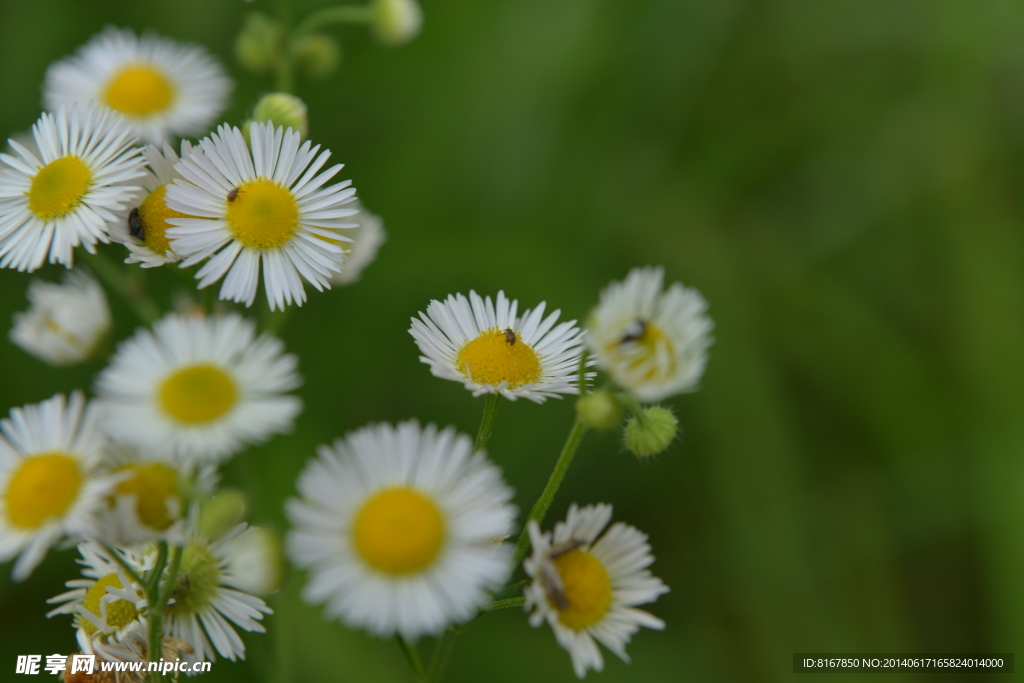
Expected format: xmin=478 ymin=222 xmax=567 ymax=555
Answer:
xmin=10 ymin=269 xmax=111 ymax=365
xmin=329 ymin=200 xmax=386 ymax=286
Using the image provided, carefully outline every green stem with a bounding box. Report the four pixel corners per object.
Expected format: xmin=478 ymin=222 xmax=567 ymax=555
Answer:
xmin=81 ymin=249 xmax=160 ymax=324
xmin=147 ymin=544 xmax=184 ymax=682
xmin=293 ymin=5 xmax=373 ymax=36
xmin=427 ymin=627 xmax=460 ymax=683
xmin=147 ymin=542 xmax=169 ymax=597
xmin=475 ymin=394 xmax=500 ymax=451
xmin=512 ymin=417 xmax=589 ymax=566
xmin=478 ymin=597 xmax=526 ymax=612
xmin=394 ymin=636 xmax=427 ymax=682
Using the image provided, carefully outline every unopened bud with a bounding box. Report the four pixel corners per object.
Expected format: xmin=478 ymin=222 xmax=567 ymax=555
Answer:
xmin=371 ymin=0 xmax=423 ymax=46
xmin=235 ymin=12 xmax=285 ymax=74
xmin=575 ymin=390 xmax=622 ymax=431
xmin=222 ymin=526 xmax=286 ymax=594
xmin=198 ymin=489 xmax=248 ymax=540
xmin=290 ymin=33 xmax=341 ymax=79
xmin=624 ymin=406 xmax=678 ymax=457
xmin=244 ymin=93 xmax=309 ymax=143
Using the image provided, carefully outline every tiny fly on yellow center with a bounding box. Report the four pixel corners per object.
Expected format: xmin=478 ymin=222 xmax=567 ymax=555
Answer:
xmin=226 ymin=178 xmax=300 ymax=250
xmin=549 ymin=548 xmax=613 ymax=631
xmin=138 ymin=184 xmax=201 ymax=255
xmin=456 ymin=327 xmax=541 ymax=388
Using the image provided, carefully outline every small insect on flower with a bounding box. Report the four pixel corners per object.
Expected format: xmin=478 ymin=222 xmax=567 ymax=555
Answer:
xmin=504 ymin=327 xmax=516 ymax=345
xmin=128 ymin=208 xmax=144 ymax=240
xmin=539 ymin=539 xmax=586 ymax=610
xmin=227 ymin=187 xmax=239 ymax=202
xmin=619 ymin=319 xmax=646 ymax=344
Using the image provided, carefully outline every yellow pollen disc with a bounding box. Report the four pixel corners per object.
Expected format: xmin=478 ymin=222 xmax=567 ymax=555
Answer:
xmin=103 ymin=64 xmax=175 ymax=116
xmin=456 ymin=327 xmax=542 ymax=388
xmin=353 ymin=487 xmax=445 ymax=575
xmin=138 ymin=184 xmax=200 ymax=255
xmin=80 ymin=573 xmax=138 ymax=635
xmin=226 ymin=179 xmax=300 ymax=250
xmin=4 ymin=453 xmax=82 ymax=530
xmin=551 ymin=549 xmax=613 ymax=631
xmin=606 ymin=322 xmax=677 ymax=382
xmin=26 ymin=156 xmax=92 ymax=220
xmin=113 ymin=462 xmax=180 ymax=531
xmin=159 ymin=364 xmax=238 ymax=424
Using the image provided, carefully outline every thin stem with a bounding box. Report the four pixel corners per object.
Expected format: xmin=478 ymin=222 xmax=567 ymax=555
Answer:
xmin=512 ymin=417 xmax=589 ymax=566
xmin=147 ymin=544 xmax=183 ymax=682
xmin=427 ymin=627 xmax=460 ymax=683
xmin=475 ymin=394 xmax=500 ymax=451
xmin=293 ymin=5 xmax=373 ymax=37
xmin=146 ymin=542 xmax=169 ymax=597
xmin=81 ymin=250 xmax=160 ymax=324
xmin=478 ymin=597 xmax=526 ymax=612
xmin=100 ymin=544 xmax=146 ymax=587
xmin=394 ymin=636 xmax=427 ymax=682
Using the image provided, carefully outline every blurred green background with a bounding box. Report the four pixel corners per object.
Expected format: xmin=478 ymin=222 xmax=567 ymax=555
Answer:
xmin=1 ymin=0 xmax=1023 ymax=680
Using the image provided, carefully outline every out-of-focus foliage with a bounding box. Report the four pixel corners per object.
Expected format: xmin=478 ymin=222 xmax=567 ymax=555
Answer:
xmin=1 ymin=0 xmax=1023 ymax=681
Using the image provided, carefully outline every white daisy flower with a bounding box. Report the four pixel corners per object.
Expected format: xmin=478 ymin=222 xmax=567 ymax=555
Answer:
xmin=47 ymin=541 xmax=151 ymax=660
xmin=409 ymin=290 xmax=590 ymax=403
xmin=587 ymin=266 xmax=713 ymax=403
xmin=162 ymin=525 xmax=273 ymax=664
xmin=329 ymin=200 xmax=386 ymax=286
xmin=165 ymin=122 xmax=358 ymax=310
xmin=10 ymin=268 xmax=111 ymax=365
xmin=95 ymin=311 xmax=302 ymax=465
xmin=110 ymin=140 xmax=204 ymax=268
xmin=524 ymin=503 xmax=669 ymax=678
xmin=0 ymin=103 xmax=145 ymax=272
xmin=44 ymin=26 xmax=232 ymax=145
xmin=0 ymin=392 xmax=114 ymax=581
xmin=286 ymin=421 xmax=516 ymax=639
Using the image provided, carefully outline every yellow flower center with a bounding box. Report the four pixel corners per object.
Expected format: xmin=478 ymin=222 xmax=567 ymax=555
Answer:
xmin=80 ymin=573 xmax=139 ymax=635
xmin=26 ymin=156 xmax=92 ymax=220
xmin=113 ymin=462 xmax=180 ymax=531
xmin=226 ymin=179 xmax=300 ymax=250
xmin=138 ymin=184 xmax=200 ymax=255
xmin=353 ymin=487 xmax=445 ymax=575
xmin=551 ymin=549 xmax=613 ymax=631
xmin=605 ymin=321 xmax=677 ymax=383
xmin=103 ymin=64 xmax=175 ymax=116
xmin=456 ymin=327 xmax=541 ymax=388
xmin=159 ymin=364 xmax=238 ymax=424
xmin=4 ymin=453 xmax=82 ymax=530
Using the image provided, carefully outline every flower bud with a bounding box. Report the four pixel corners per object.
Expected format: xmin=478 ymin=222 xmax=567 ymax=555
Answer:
xmin=290 ymin=33 xmax=341 ymax=79
xmin=198 ymin=488 xmax=248 ymax=540
xmin=624 ymin=406 xmax=678 ymax=457
xmin=244 ymin=93 xmax=309 ymax=143
xmin=575 ymin=389 xmax=623 ymax=431
xmin=222 ymin=526 xmax=286 ymax=594
xmin=235 ymin=12 xmax=285 ymax=74
xmin=371 ymin=0 xmax=423 ymax=46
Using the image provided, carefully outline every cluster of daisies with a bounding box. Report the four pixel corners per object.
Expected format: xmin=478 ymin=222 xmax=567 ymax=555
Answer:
xmin=0 ymin=26 xmax=383 ymax=310
xmin=1 ymin=310 xmax=297 ymax=671
xmin=0 ymin=19 xmax=714 ymax=683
